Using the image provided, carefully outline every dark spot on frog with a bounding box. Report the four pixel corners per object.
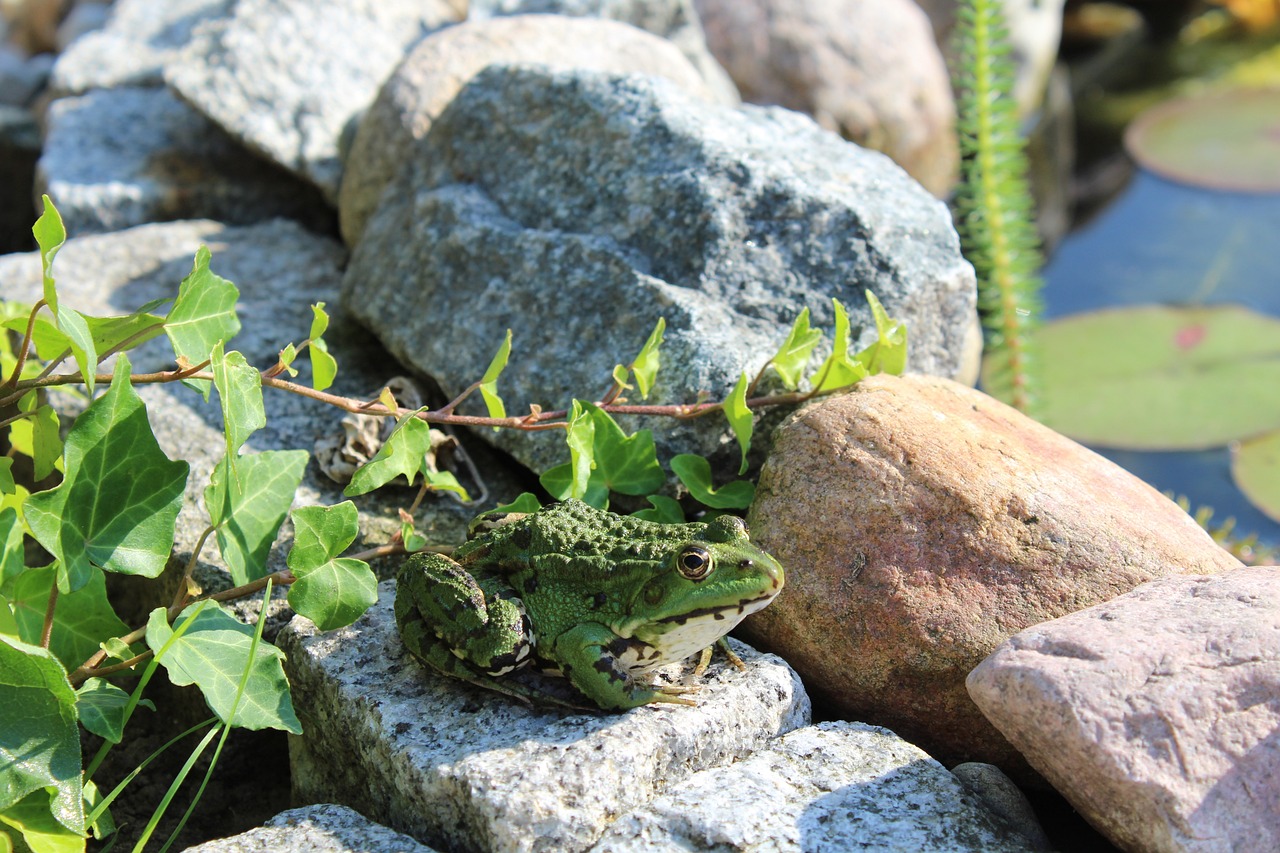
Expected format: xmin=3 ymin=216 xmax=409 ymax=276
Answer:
xmin=523 ymin=575 xmax=539 ymax=594
xmin=592 ymin=657 xmax=625 ymax=684
xmin=510 ymin=526 xmax=532 ymax=550
xmin=573 ymin=539 xmax=593 ymax=553
xmin=590 ymin=591 xmax=608 ymax=609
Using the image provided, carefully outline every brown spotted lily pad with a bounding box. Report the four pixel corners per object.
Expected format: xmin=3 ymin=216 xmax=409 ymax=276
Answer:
xmin=1124 ymin=90 xmax=1280 ymax=192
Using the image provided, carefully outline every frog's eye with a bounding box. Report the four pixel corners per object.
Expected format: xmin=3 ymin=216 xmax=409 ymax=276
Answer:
xmin=676 ymin=545 xmax=714 ymax=581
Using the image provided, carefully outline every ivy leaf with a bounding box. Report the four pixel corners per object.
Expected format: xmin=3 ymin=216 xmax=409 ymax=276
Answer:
xmin=478 ymin=329 xmax=512 ymax=421
xmin=205 ymin=451 xmax=309 ymax=586
xmin=0 ymin=633 xmax=84 ymax=834
xmin=0 ymin=790 xmax=86 ymax=853
xmin=309 ymin=302 xmax=330 ymax=341
xmin=856 ymin=290 xmax=908 ymax=375
xmin=580 ymin=403 xmax=665 ymax=496
xmin=630 ymin=318 xmax=664 ymax=400
xmin=164 ymin=246 xmax=241 ymax=401
xmin=610 ymin=364 xmax=631 ymax=391
xmin=309 ymin=338 xmax=337 ymax=392
xmin=25 ymin=355 xmax=189 ymax=593
xmin=8 ymin=394 xmax=61 ymax=481
xmin=424 ymin=469 xmax=469 ymax=501
xmin=724 ymin=372 xmax=753 ymax=475
xmin=32 ymin=195 xmax=66 ymax=313
xmin=85 ymin=311 xmax=166 ymax=355
xmin=565 ymin=400 xmax=596 ymax=500
xmin=76 ymin=678 xmax=153 ymax=745
xmin=146 ymin=603 xmax=301 ymax=733
xmin=0 ymin=458 xmax=12 ymax=495
xmin=0 ymin=596 xmax=17 ymax=636
xmin=54 ymin=306 xmax=98 ymax=397
xmin=0 ymin=509 xmax=22 ymax=594
xmin=286 ymin=503 xmax=377 ymax=632
xmin=769 ymin=308 xmax=824 ymax=390
xmin=813 ymin=298 xmax=869 ymax=393
xmin=670 ymin=454 xmax=755 ymax=510
xmin=399 ymin=519 xmax=427 ymax=553
xmin=277 ymin=343 xmax=298 ymax=377
xmin=539 ymin=464 xmax=610 ymax=508
xmin=344 ymin=413 xmax=430 ymax=497
xmin=483 ymin=493 xmax=542 ymax=518
xmin=11 ymin=567 xmax=130 ymax=673
xmin=632 ymin=495 xmax=686 ymax=523
xmin=211 ymin=343 xmax=264 ymax=459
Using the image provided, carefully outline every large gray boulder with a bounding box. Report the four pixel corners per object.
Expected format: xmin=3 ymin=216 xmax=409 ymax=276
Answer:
xmin=343 ymin=65 xmax=977 ymax=473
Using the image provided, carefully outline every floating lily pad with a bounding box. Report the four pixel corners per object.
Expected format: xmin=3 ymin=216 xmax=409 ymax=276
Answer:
xmin=1124 ymin=90 xmax=1280 ymax=192
xmin=1029 ymin=304 xmax=1280 ymax=449
xmin=1233 ymin=429 xmax=1280 ymax=522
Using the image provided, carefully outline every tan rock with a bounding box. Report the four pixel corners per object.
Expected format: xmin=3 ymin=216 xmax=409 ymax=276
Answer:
xmin=694 ymin=0 xmax=958 ymax=196
xmin=741 ymin=373 xmax=1242 ymax=770
xmin=968 ymin=567 xmax=1280 ymax=853
xmin=338 ymin=14 xmax=731 ymax=246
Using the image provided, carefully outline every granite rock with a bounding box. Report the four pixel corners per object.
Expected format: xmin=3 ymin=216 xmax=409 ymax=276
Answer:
xmin=343 ymin=64 xmax=976 ymax=473
xmin=951 ymin=762 xmax=1053 ymax=851
xmin=694 ymin=0 xmax=958 ymax=196
xmin=591 ymin=721 xmax=1037 ymax=852
xmin=969 ymin=566 xmax=1280 ymax=853
xmin=470 ymin=0 xmax=738 ymax=104
xmin=37 ymin=87 xmax=333 ymax=236
xmin=183 ymin=804 xmax=441 ymax=853
xmin=340 ymin=14 xmax=731 ymax=246
xmin=279 ymin=579 xmax=810 ymax=853
xmin=740 ymin=373 xmax=1243 ymax=771
xmin=165 ymin=0 xmax=463 ymax=202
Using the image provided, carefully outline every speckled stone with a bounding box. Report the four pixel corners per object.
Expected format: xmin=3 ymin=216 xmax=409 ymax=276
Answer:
xmin=182 ymin=803 xmax=440 ymax=852
xmin=591 ymin=721 xmax=1038 ymax=852
xmin=279 ymin=579 xmax=811 ymax=853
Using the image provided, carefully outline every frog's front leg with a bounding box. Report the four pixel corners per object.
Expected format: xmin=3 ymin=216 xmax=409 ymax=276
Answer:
xmin=552 ymin=623 xmax=699 ymax=710
xmin=395 ymin=553 xmax=533 ymax=680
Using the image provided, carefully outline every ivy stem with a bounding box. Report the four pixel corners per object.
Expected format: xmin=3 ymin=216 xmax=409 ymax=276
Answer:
xmin=169 ymin=526 xmax=216 ymax=613
xmin=2 ymin=298 xmax=46 ymax=390
xmin=41 ymin=584 xmax=58 ymax=649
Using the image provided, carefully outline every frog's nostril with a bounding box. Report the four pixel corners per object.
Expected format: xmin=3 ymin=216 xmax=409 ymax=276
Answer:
xmin=738 ymin=559 xmax=753 ymax=568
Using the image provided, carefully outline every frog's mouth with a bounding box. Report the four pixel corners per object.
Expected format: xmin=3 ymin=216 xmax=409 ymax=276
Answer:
xmin=653 ymin=590 xmax=779 ymax=628
xmin=621 ymin=589 xmax=781 ymax=672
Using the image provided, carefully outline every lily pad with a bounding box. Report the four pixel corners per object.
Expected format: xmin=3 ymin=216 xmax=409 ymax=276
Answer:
xmin=1029 ymin=304 xmax=1280 ymax=449
xmin=1233 ymin=429 xmax=1280 ymax=522
xmin=1124 ymin=90 xmax=1280 ymax=192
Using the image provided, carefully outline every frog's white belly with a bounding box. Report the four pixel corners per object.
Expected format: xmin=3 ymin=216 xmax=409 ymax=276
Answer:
xmin=619 ymin=592 xmax=777 ymax=674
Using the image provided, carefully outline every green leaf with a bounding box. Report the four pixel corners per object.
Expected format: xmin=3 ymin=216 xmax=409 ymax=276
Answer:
xmin=204 ymin=451 xmax=309 ymax=586
xmin=278 ymin=343 xmax=298 ymax=378
xmin=0 ymin=789 xmax=85 ymax=853
xmin=0 ymin=596 xmax=18 ymax=637
xmin=76 ymin=678 xmax=153 ymax=745
xmin=610 ymin=364 xmax=631 ymax=391
xmin=84 ymin=310 xmax=166 ymax=356
xmin=344 ymin=414 xmax=430 ymax=497
xmin=724 ymin=372 xmax=753 ymax=475
xmin=424 ymin=469 xmax=469 ymax=501
xmin=309 ymin=338 xmax=337 ymax=392
xmin=1233 ymin=429 xmax=1280 ymax=522
xmin=580 ymin=403 xmax=665 ymax=496
xmin=10 ymin=568 xmax=130 ymax=673
xmin=164 ymin=246 xmax=241 ymax=401
xmin=478 ymin=329 xmax=512 ymax=421
xmin=145 ymin=604 xmax=301 ymax=733
xmin=670 ymin=454 xmax=756 ymax=510
xmin=813 ymin=298 xmax=869 ymax=393
xmin=24 ymin=355 xmax=189 ymax=592
xmin=1025 ymin=305 xmax=1280 ymax=449
xmin=539 ymin=464 xmax=610 ymax=508
xmin=309 ymin=303 xmax=330 ymax=341
xmin=484 ymin=492 xmax=542 ymax=517
xmin=632 ymin=495 xmax=685 ymax=523
xmin=400 ymin=521 xmax=427 ymax=553
xmin=0 ymin=458 xmax=13 ymax=495
xmin=0 ymin=634 xmax=83 ymax=834
xmin=630 ymin=318 xmax=664 ymax=399
xmin=856 ymin=291 xmax=908 ymax=376
xmin=565 ymin=400 xmax=596 ymax=501
xmin=0 ymin=510 xmax=21 ymax=594
xmin=8 ymin=399 xmax=62 ymax=482
xmin=32 ymin=195 xmax=65 ymax=313
xmin=769 ymin=308 xmax=824 ymax=390
xmin=211 ymin=343 xmax=264 ymax=458
xmin=54 ymin=306 xmax=97 ymax=397
xmin=286 ymin=503 xmax=376 ymax=632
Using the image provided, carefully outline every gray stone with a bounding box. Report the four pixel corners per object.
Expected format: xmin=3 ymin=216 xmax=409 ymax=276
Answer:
xmin=968 ymin=566 xmax=1280 ymax=853
xmin=50 ymin=0 xmax=234 ymax=95
xmin=37 ymin=87 xmax=334 ymax=236
xmin=694 ymin=0 xmax=958 ymax=197
xmin=0 ymin=218 xmax=490 ymax=602
xmin=470 ymin=0 xmax=738 ymax=105
xmin=165 ymin=0 xmax=463 ymax=202
xmin=591 ymin=721 xmax=1036 ymax=852
xmin=55 ymin=1 xmax=112 ymax=52
xmin=951 ymin=763 xmax=1052 ymax=851
xmin=0 ymin=43 xmax=52 ymax=106
xmin=339 ymin=14 xmax=732 ymax=246
xmin=343 ymin=64 xmax=976 ymax=473
xmin=279 ymin=579 xmax=810 ymax=853
xmin=182 ymin=804 xmax=441 ymax=852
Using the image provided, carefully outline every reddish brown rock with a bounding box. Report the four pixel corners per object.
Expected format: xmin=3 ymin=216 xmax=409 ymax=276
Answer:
xmin=968 ymin=567 xmax=1280 ymax=853
xmin=741 ymin=373 xmax=1242 ymax=770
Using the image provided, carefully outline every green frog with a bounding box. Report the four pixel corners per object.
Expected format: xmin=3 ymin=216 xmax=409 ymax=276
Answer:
xmin=394 ymin=498 xmax=784 ymax=710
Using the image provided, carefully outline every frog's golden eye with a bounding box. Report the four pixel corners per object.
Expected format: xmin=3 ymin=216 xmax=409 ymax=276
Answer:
xmin=677 ymin=545 xmax=713 ymax=581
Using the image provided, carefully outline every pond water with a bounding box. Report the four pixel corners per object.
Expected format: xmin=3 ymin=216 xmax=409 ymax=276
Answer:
xmin=1041 ymin=160 xmax=1280 ymax=547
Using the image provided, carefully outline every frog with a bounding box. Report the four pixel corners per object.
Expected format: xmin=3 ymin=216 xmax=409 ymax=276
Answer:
xmin=394 ymin=498 xmax=784 ymax=711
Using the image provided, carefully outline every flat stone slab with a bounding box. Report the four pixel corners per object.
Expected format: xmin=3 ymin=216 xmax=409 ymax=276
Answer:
xmin=183 ymin=803 xmax=440 ymax=852
xmin=591 ymin=721 xmax=1039 ymax=852
xmin=968 ymin=566 xmax=1280 ymax=853
xmin=279 ymin=579 xmax=811 ymax=853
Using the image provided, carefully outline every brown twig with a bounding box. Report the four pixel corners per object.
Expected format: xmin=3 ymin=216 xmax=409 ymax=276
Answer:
xmin=41 ymin=583 xmax=58 ymax=649
xmin=2 ymin=298 xmax=46 ymax=391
